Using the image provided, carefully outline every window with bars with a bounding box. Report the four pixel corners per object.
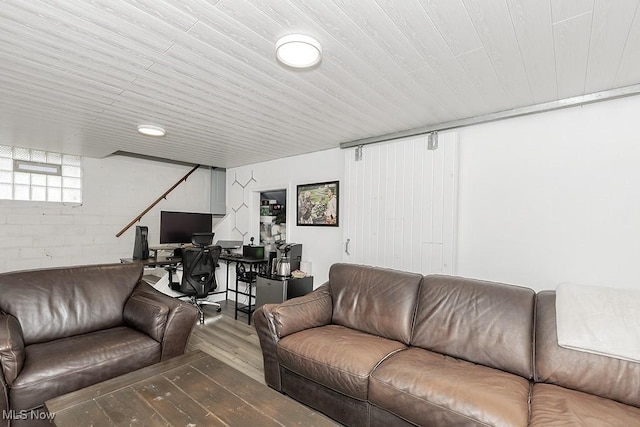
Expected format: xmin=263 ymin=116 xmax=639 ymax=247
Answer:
xmin=0 ymin=145 xmax=82 ymax=203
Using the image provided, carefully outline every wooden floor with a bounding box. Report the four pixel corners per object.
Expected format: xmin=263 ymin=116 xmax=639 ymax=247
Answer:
xmin=185 ymin=300 xmax=266 ymax=385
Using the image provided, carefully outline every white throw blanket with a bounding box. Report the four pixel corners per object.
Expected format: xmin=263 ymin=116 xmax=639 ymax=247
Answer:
xmin=556 ymin=282 xmax=640 ymax=363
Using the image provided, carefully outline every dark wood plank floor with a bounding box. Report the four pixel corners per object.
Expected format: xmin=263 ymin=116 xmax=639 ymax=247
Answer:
xmin=185 ymin=300 xmax=266 ymax=385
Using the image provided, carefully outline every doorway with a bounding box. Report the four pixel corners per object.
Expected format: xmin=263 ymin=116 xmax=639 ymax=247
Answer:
xmin=259 ymin=189 xmax=287 ymax=252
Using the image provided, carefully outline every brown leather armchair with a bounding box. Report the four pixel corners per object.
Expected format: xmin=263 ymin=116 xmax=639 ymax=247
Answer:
xmin=0 ymin=263 xmax=199 ymax=427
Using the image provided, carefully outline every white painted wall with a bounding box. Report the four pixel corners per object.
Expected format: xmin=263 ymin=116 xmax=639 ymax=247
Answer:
xmin=5 ymin=95 xmax=640 ymax=296
xmin=0 ymin=155 xmax=211 ymax=273
xmin=456 ymin=95 xmax=640 ymax=291
xmin=218 ymin=95 xmax=640 ymax=294
xmin=215 ymin=148 xmax=344 ymax=286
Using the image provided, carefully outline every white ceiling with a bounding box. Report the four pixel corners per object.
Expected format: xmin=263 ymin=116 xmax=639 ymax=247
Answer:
xmin=1 ymin=0 xmax=640 ymax=168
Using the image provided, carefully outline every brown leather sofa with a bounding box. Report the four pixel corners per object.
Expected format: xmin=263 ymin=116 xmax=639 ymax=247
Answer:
xmin=0 ymin=263 xmax=199 ymax=427
xmin=255 ymin=263 xmax=640 ymax=426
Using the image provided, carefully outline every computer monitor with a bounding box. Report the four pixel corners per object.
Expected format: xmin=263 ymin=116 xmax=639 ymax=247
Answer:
xmin=159 ymin=211 xmax=213 ymax=244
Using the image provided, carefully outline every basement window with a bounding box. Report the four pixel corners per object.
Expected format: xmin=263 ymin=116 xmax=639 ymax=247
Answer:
xmin=0 ymin=145 xmax=82 ymax=203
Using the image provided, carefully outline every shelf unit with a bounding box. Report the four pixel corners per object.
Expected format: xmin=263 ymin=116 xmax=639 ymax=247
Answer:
xmin=233 ymin=259 xmax=267 ymax=325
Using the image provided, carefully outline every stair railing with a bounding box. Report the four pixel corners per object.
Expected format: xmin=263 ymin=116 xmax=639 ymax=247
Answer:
xmin=115 ymin=164 xmax=200 ymax=237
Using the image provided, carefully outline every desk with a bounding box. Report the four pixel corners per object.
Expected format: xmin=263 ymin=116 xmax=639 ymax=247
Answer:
xmin=120 ymin=256 xmax=181 ymax=267
xmin=121 ymin=256 xmax=226 ymax=321
xmin=218 ymin=255 xmax=268 ymax=324
xmin=120 ymin=256 xmax=182 ymax=287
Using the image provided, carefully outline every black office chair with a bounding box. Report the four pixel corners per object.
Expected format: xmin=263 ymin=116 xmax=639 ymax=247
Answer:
xmin=179 ymin=236 xmax=222 ymax=324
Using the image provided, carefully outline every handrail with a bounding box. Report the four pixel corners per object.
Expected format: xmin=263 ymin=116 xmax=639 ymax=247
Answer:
xmin=115 ymin=164 xmax=200 ymax=237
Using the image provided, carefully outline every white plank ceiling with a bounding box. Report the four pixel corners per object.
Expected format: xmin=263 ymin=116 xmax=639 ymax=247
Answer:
xmin=1 ymin=0 xmax=639 ymax=168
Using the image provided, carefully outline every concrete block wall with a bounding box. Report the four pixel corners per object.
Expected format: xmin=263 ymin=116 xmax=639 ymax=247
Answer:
xmin=0 ymin=155 xmax=211 ymax=273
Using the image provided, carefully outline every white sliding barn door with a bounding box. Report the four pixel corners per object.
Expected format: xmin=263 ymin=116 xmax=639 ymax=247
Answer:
xmin=342 ymin=132 xmax=458 ymax=275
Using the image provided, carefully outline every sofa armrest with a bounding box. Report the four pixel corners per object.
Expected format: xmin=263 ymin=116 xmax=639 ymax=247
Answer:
xmin=0 ymin=374 xmax=7 ymax=427
xmin=124 ymin=294 xmax=170 ymax=342
xmin=254 ymin=285 xmax=332 ymax=391
xmin=0 ymin=314 xmax=25 ymax=386
xmin=253 ymin=305 xmax=282 ymax=390
xmin=267 ymin=284 xmax=333 ymax=339
xmin=131 ymin=282 xmax=199 ymax=360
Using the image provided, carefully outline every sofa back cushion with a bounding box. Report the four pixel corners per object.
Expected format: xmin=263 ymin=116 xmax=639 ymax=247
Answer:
xmin=0 ymin=263 xmax=143 ymax=345
xmin=535 ymin=291 xmax=640 ymax=407
xmin=412 ymin=275 xmax=536 ymax=379
xmin=329 ymin=263 xmax=422 ymax=344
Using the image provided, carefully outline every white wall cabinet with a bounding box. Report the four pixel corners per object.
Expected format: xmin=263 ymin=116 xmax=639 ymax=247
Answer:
xmin=210 ymin=168 xmax=226 ymax=216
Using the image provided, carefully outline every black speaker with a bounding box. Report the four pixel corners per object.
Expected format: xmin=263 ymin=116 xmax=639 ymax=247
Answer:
xmin=133 ymin=225 xmax=149 ymax=259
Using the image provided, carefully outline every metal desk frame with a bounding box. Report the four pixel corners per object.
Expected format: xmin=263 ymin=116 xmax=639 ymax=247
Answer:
xmin=219 ymin=255 xmax=267 ymax=324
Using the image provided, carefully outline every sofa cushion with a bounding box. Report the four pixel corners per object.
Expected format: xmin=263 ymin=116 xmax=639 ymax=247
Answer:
xmin=535 ymin=291 xmax=640 ymax=408
xmin=0 ymin=263 xmax=143 ymax=345
xmin=530 ymin=383 xmax=640 ymax=426
xmin=10 ymin=326 xmax=160 ymax=411
xmin=277 ymin=324 xmax=406 ymax=400
xmin=412 ymin=275 xmax=535 ymax=379
xmin=329 ymin=263 xmax=422 ymax=344
xmin=369 ymin=348 xmax=530 ymax=427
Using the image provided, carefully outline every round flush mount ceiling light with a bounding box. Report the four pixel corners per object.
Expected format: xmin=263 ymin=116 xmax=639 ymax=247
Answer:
xmin=137 ymin=125 xmax=166 ymax=137
xmin=275 ymin=34 xmax=322 ymax=68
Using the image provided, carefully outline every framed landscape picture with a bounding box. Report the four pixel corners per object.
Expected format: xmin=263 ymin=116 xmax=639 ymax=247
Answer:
xmin=296 ymin=181 xmax=339 ymax=227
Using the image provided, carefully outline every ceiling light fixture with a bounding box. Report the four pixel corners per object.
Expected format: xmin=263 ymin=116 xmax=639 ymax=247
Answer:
xmin=275 ymin=34 xmax=322 ymax=69
xmin=137 ymin=125 xmax=166 ymax=137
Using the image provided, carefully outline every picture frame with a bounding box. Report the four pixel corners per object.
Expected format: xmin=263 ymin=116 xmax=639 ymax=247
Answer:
xmin=296 ymin=180 xmax=339 ymax=227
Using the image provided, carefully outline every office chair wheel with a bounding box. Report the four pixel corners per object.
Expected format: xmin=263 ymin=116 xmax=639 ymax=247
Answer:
xmin=216 ymin=307 xmax=222 ymax=312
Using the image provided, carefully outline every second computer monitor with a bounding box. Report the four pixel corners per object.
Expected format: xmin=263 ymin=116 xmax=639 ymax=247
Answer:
xmin=215 ymin=240 xmax=243 ymax=254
